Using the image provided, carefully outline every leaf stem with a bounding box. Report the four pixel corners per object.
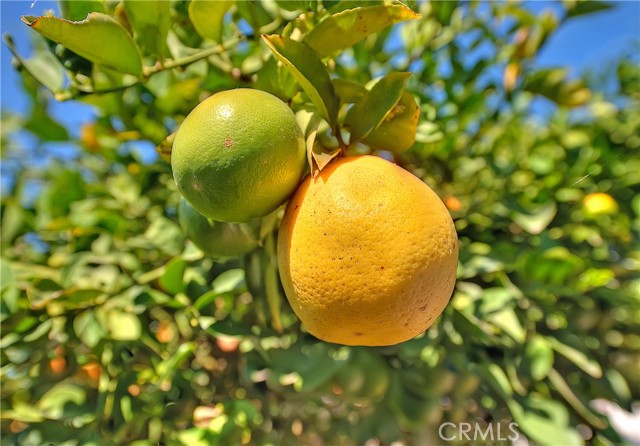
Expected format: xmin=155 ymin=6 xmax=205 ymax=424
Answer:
xmin=142 ymin=36 xmax=243 ymax=78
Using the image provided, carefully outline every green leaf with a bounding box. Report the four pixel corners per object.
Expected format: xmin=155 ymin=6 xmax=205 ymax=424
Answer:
xmin=74 ymin=310 xmax=105 ymax=348
xmin=107 ymin=309 xmax=141 ymax=341
xmin=546 ymin=337 xmax=602 ymax=378
xmin=1 ymin=202 xmax=26 ymax=245
xmin=488 ymin=308 xmax=525 ymax=343
xmin=22 ymin=13 xmax=142 ymax=77
xmin=362 ymin=90 xmax=420 ymax=152
xmin=3 ymin=34 xmax=66 ymax=93
xmin=566 ymin=0 xmax=614 ymax=19
xmin=303 ymin=3 xmax=420 ymax=57
xmin=524 ymin=335 xmax=554 ymax=380
xmin=24 ymin=318 xmax=53 ymax=342
xmin=547 ymin=368 xmax=607 ymax=429
xmin=157 ymin=342 xmax=196 ymax=381
xmin=486 ymin=364 xmax=513 ymax=398
xmin=37 ymin=383 xmax=86 ymax=419
xmin=236 ymin=1 xmax=274 ymax=32
xmin=145 ymin=217 xmax=185 ymax=257
xmin=332 ymin=78 xmax=368 ymax=104
xmin=523 ymin=68 xmax=590 ymax=107
xmin=124 ymin=0 xmax=171 ymax=59
xmin=188 ymin=0 xmax=234 ymax=42
xmin=0 ymin=258 xmax=15 ymax=291
xmin=159 ymin=258 xmax=187 ymax=295
xmin=512 ymin=202 xmax=557 ymax=235
xmin=212 ymin=269 xmax=245 ymax=294
xmin=309 ymin=144 xmax=342 ymax=177
xmin=262 ymin=35 xmax=339 ymax=127
xmin=270 ymin=342 xmax=348 ymax=392
xmin=2 ymin=402 xmax=44 ymax=423
xmin=507 ymin=397 xmax=583 ymax=446
xmin=478 ymin=287 xmax=515 ymax=314
xmin=38 ymin=169 xmax=86 ymax=220
xmin=24 ymin=106 xmax=69 ymax=141
xmin=58 ymin=0 xmax=106 ymax=21
xmin=345 ymin=72 xmax=411 ymax=143
xmin=254 ymin=56 xmax=298 ymax=102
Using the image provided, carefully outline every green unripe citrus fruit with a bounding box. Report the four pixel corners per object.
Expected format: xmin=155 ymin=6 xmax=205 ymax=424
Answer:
xmin=172 ymin=89 xmax=306 ymax=222
xmin=178 ymin=198 xmax=259 ymax=259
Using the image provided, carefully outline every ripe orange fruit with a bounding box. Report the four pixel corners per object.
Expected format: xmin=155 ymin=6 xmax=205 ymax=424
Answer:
xmin=278 ymin=156 xmax=458 ymax=346
xmin=443 ymin=195 xmax=462 ymax=212
xmin=49 ymin=356 xmax=67 ymax=374
xmin=171 ymin=88 xmax=306 ymax=222
xmin=178 ymin=198 xmax=259 ymax=259
xmin=583 ymin=192 xmax=618 ymax=216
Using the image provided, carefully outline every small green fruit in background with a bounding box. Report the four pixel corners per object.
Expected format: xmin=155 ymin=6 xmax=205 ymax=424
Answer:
xmin=178 ymin=198 xmax=259 ymax=259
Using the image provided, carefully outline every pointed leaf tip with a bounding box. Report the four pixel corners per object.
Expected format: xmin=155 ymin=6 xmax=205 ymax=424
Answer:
xmin=21 ymin=12 xmax=142 ymax=77
xmin=345 ymin=72 xmax=412 ymax=144
xmin=304 ymin=4 xmax=420 ymax=57
xmin=262 ymin=34 xmax=339 ymax=127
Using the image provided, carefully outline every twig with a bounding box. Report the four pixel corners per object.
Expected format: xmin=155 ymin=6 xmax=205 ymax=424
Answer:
xmin=14 ymin=35 xmax=245 ymax=101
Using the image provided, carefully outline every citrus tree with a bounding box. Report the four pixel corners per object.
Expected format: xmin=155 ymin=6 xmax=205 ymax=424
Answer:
xmin=1 ymin=1 xmax=639 ymax=445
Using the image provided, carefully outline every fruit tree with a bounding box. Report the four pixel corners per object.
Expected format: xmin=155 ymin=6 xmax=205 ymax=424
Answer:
xmin=1 ymin=1 xmax=638 ymax=445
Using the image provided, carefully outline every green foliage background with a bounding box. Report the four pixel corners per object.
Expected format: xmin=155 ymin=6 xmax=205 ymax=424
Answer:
xmin=1 ymin=1 xmax=639 ymax=445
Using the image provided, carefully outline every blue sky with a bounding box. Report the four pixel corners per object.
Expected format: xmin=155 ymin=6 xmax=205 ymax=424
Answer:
xmin=1 ymin=0 xmax=639 ymax=133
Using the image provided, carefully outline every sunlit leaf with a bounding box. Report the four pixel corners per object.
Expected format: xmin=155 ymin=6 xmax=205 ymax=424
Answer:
xmin=363 ymin=90 xmax=420 ymax=152
xmin=488 ymin=308 xmax=525 ymax=343
xmin=144 ymin=217 xmax=185 ymax=257
xmin=512 ymin=201 xmax=557 ymax=235
xmin=107 ymin=309 xmax=141 ymax=341
xmin=22 ymin=13 xmax=142 ymax=77
xmin=309 ymin=143 xmax=341 ymax=177
xmin=345 ymin=72 xmax=411 ymax=143
xmin=303 ymin=3 xmax=420 ymax=57
xmin=58 ymin=0 xmax=106 ymax=21
xmin=156 ymin=131 xmax=175 ymax=163
xmin=262 ymin=35 xmax=339 ymax=127
xmin=523 ymin=335 xmax=554 ymax=380
xmin=2 ymin=402 xmax=45 ymax=423
xmin=212 ymin=269 xmax=245 ymax=294
xmin=486 ymin=364 xmax=513 ymax=397
xmin=37 ymin=383 xmax=86 ymax=419
xmin=188 ymin=0 xmax=234 ymax=42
